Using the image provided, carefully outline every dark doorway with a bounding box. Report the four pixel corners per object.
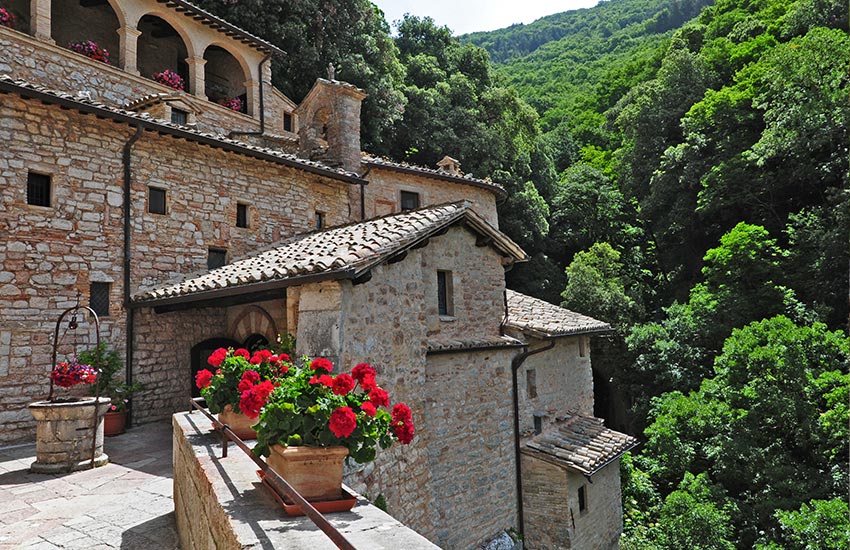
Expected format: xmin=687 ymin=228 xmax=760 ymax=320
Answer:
xmin=243 ymin=333 xmax=269 ymax=352
xmin=190 ymin=337 xmax=239 ymax=398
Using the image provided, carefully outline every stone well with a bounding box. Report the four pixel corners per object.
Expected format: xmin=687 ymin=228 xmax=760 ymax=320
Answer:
xmin=28 ymin=397 xmax=111 ymax=473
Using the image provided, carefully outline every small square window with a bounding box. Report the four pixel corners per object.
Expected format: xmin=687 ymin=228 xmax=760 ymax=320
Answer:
xmin=236 ymin=203 xmax=249 ymax=228
xmin=27 ymin=172 xmax=51 ymax=207
xmin=578 ymin=485 xmax=588 ymax=514
xmin=208 ymin=248 xmax=227 ymax=270
xmin=171 ymin=108 xmax=188 ymax=125
xmin=315 ymin=211 xmax=325 ymax=230
xmin=400 ymin=190 xmax=420 ymax=212
xmin=437 ymin=270 xmax=454 ymax=317
xmin=149 ymin=187 xmax=166 ymax=215
xmin=90 ymin=282 xmax=110 ymax=317
xmin=283 ymin=113 xmax=293 ymax=132
xmin=526 ymin=369 xmax=537 ymax=399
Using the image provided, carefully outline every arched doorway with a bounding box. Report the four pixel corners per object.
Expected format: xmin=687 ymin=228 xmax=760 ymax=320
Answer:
xmin=137 ymin=14 xmax=189 ymax=89
xmin=51 ymin=0 xmax=120 ymax=66
xmin=203 ymin=45 xmax=248 ymax=113
xmin=190 ymin=337 xmax=239 ymax=399
xmin=243 ymin=333 xmax=269 ymax=351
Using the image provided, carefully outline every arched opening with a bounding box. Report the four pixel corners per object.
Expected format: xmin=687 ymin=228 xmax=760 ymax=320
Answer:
xmin=137 ymin=14 xmax=189 ymax=90
xmin=1 ymin=0 xmax=29 ymax=33
xmin=190 ymin=337 xmax=239 ymax=399
xmin=203 ymin=45 xmax=247 ymax=113
xmin=51 ymin=0 xmax=120 ymax=66
xmin=243 ymin=333 xmax=269 ymax=351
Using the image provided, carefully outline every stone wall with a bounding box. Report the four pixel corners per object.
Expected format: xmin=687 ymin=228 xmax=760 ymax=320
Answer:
xmin=512 ymin=335 xmax=594 ymax=435
xmin=568 ymin=463 xmax=623 ymax=550
xmin=364 ymin=168 xmax=500 ymax=228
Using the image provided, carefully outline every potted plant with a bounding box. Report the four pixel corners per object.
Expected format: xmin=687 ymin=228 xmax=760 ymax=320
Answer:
xmin=153 ymin=69 xmax=185 ymax=91
xmin=251 ymin=358 xmax=415 ymax=501
xmin=78 ymin=343 xmax=140 ymax=436
xmin=195 ymin=347 xmax=290 ymax=439
xmin=0 ymin=7 xmax=15 ymax=29
xmin=68 ymin=40 xmax=109 ymax=64
xmin=218 ymin=97 xmax=243 ymax=112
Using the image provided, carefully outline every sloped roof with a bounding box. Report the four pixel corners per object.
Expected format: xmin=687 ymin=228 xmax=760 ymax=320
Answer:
xmin=426 ymin=335 xmax=525 ymax=354
xmin=505 ymin=289 xmax=611 ymax=338
xmin=363 ymin=156 xmax=507 ymax=199
xmin=131 ymin=201 xmax=527 ymax=307
xmin=523 ymin=415 xmax=638 ymax=476
xmin=0 ymin=76 xmax=364 ymax=184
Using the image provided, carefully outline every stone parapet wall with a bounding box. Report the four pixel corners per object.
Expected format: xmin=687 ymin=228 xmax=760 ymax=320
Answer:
xmin=173 ymin=411 xmax=440 ymax=550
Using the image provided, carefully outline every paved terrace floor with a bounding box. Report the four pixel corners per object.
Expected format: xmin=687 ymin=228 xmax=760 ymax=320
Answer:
xmin=0 ymin=421 xmax=178 ymax=549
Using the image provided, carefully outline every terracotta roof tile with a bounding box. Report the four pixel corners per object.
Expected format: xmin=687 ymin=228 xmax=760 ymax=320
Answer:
xmin=524 ymin=415 xmax=638 ymax=476
xmin=426 ymin=336 xmax=525 ymax=354
xmin=505 ymin=289 xmax=610 ymax=337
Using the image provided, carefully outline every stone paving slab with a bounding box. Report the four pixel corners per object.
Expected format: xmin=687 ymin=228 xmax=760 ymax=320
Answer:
xmin=0 ymin=421 xmax=178 ymax=549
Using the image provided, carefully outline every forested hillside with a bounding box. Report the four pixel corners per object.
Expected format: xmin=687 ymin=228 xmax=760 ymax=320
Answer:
xmin=196 ymin=1 xmax=848 ymax=547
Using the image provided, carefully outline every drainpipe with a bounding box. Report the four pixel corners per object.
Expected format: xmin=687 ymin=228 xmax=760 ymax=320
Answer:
xmin=511 ymin=338 xmax=555 ymax=537
xmin=123 ymin=125 xmax=143 ymax=427
xmin=228 ymin=54 xmax=272 ymax=139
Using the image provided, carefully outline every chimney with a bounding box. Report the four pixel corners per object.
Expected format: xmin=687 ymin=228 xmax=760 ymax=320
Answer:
xmin=294 ymin=78 xmax=367 ymax=173
xmin=436 ymin=156 xmax=461 ymax=176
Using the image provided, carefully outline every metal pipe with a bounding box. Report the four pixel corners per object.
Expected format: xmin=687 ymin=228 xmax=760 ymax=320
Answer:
xmin=510 ymin=339 xmax=555 ymax=537
xmin=188 ymin=399 xmax=357 ymax=550
xmin=228 ymin=53 xmax=271 ymax=139
xmin=123 ymin=125 xmax=143 ymax=427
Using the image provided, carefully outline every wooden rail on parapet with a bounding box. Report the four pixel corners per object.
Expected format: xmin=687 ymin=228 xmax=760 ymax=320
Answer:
xmin=189 ymin=398 xmax=358 ymax=550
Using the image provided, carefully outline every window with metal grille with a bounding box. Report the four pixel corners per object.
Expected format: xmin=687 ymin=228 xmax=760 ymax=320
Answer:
xmin=236 ymin=203 xmax=248 ymax=228
xmin=171 ymin=108 xmax=188 ymax=125
xmin=283 ymin=113 xmax=293 ymax=132
xmin=314 ymin=211 xmax=325 ymax=230
xmin=437 ymin=270 xmax=453 ymax=316
xmin=27 ymin=172 xmax=51 ymax=207
xmin=149 ymin=187 xmax=166 ymax=215
xmin=400 ymin=191 xmax=420 ymax=211
xmin=90 ymin=282 xmax=110 ymax=317
xmin=208 ymin=249 xmax=227 ymax=270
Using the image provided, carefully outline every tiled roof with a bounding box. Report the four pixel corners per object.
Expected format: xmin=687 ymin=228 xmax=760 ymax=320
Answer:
xmin=363 ymin=156 xmax=507 ymax=199
xmin=0 ymin=76 xmax=364 ymax=184
xmin=132 ymin=201 xmax=527 ymax=306
xmin=523 ymin=415 xmax=638 ymax=476
xmin=505 ymin=289 xmax=611 ymax=338
xmin=160 ymin=0 xmax=284 ymax=56
xmin=426 ymin=335 xmax=525 ymax=354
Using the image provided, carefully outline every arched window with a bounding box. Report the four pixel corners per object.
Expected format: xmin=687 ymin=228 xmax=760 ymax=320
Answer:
xmin=51 ymin=0 xmax=120 ymax=66
xmin=2 ymin=0 xmax=29 ymax=33
xmin=137 ymin=14 xmax=189 ymax=90
xmin=203 ymin=45 xmax=248 ymax=113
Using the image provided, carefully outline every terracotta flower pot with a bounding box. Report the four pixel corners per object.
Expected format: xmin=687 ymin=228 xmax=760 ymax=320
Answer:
xmin=218 ymin=404 xmax=258 ymax=440
xmin=103 ymin=410 xmax=127 ymax=436
xmin=266 ymin=444 xmax=349 ymax=501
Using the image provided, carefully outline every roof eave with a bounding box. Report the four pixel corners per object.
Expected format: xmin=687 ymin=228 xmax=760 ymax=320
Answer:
xmin=364 ymin=160 xmax=508 ymax=200
xmin=505 ymin=323 xmax=614 ymax=339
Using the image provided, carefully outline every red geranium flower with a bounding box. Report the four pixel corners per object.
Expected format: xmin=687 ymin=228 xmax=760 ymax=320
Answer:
xmin=234 ymin=348 xmax=250 ymax=360
xmin=369 ymin=387 xmax=389 ymax=407
xmin=391 ymin=402 xmax=412 ymax=422
xmin=278 ymin=353 xmax=291 ymax=362
xmin=393 ymin=421 xmax=415 ymax=444
xmin=332 ymin=374 xmax=355 ymax=396
xmin=352 ymin=362 xmax=376 ymax=384
xmin=195 ymin=369 xmax=213 ymax=389
xmin=207 ymin=348 xmax=227 ymax=367
xmin=250 ymin=349 xmax=273 ymax=365
xmin=360 ymin=401 xmax=377 ymax=417
xmin=329 ymin=407 xmax=357 ymax=438
xmin=310 ymin=357 xmax=333 ymax=372
xmin=239 ymin=380 xmax=275 ymax=419
xmin=309 ymin=374 xmax=334 ymax=387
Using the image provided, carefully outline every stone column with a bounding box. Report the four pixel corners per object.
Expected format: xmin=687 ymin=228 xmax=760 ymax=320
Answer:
xmin=186 ymin=56 xmax=207 ymax=99
xmin=244 ymin=79 xmax=259 ymax=118
xmin=117 ymin=26 xmax=141 ymax=75
xmin=30 ymin=0 xmax=52 ymax=43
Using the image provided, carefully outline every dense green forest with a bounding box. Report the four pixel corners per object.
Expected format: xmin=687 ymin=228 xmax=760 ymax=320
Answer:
xmin=197 ymin=0 xmax=848 ymax=547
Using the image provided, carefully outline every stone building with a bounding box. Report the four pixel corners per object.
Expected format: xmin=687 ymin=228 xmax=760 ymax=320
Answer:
xmin=0 ymin=1 xmax=635 ymax=548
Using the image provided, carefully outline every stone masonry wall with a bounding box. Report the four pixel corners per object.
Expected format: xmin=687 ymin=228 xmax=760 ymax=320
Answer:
xmin=365 ymin=168 xmax=500 ymax=228
xmin=568 ymin=463 xmax=623 ymax=550
xmin=0 ymin=94 xmax=350 ymax=441
xmin=512 ymin=335 xmax=594 ymax=435
xmin=521 ymin=454 xmax=571 ymax=549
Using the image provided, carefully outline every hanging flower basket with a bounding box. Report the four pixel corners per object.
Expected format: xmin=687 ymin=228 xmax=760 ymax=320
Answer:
xmin=153 ymin=69 xmax=185 ymax=91
xmin=0 ymin=8 xmax=15 ymax=30
xmin=68 ymin=41 xmax=109 ymax=64
xmin=218 ymin=97 xmax=243 ymax=112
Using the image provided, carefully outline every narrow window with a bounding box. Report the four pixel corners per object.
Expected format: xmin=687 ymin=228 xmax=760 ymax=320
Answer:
xmin=533 ymin=414 xmax=543 ymax=435
xmin=171 ymin=108 xmax=188 ymax=125
xmin=437 ymin=270 xmax=454 ymax=316
xmin=400 ymin=190 xmax=420 ymax=212
xmin=578 ymin=485 xmax=588 ymax=513
xmin=314 ymin=211 xmax=325 ymax=230
xmin=27 ymin=172 xmax=51 ymax=207
xmin=148 ymin=187 xmax=166 ymax=215
xmin=208 ymin=248 xmax=227 ymax=270
xmin=283 ymin=113 xmax=293 ymax=132
xmin=526 ymin=369 xmax=537 ymax=399
xmin=236 ymin=203 xmax=249 ymax=228
xmin=579 ymin=336 xmax=587 ymax=358
xmin=89 ymin=282 xmax=110 ymax=317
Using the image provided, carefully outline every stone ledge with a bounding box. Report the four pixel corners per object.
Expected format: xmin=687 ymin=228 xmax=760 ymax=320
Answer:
xmin=173 ymin=411 xmax=440 ymax=549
